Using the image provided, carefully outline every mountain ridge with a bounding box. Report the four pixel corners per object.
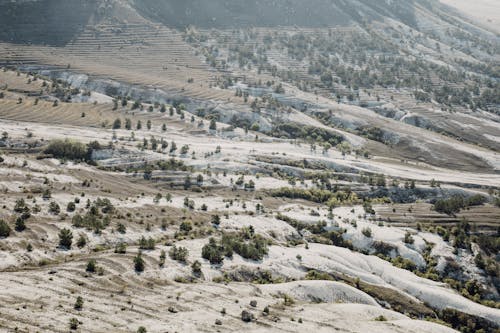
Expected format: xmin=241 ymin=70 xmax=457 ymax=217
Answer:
xmin=0 ymin=0 xmax=463 ymax=46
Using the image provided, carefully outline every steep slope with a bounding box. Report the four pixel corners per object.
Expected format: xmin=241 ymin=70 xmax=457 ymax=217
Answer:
xmin=0 ymin=0 xmax=457 ymax=43
xmin=131 ymin=0 xmax=421 ymax=29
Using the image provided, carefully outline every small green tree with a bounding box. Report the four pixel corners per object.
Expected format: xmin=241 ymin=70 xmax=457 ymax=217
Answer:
xmin=15 ymin=217 xmax=26 ymax=232
xmin=183 ymin=175 xmax=191 ymax=190
xmin=209 ymin=119 xmax=217 ymax=131
xmin=180 ymin=220 xmax=193 ymax=233
xmin=211 ymin=215 xmax=221 ymax=226
xmin=170 ymin=141 xmax=177 ymax=153
xmin=67 ymin=201 xmax=76 ymax=212
xmin=112 ymin=118 xmax=122 ymax=129
xmin=180 ymin=145 xmax=189 ymax=155
xmin=58 ymin=228 xmax=73 ymax=249
xmin=192 ymin=260 xmax=202 ymax=277
xmin=361 ymin=227 xmax=372 ymax=238
xmin=125 ymin=118 xmax=132 ymax=130
xmin=49 ymin=201 xmax=61 ymax=215
xmin=115 ymin=242 xmax=127 ymax=254
xmin=0 ymin=220 xmax=11 ymax=237
xmin=202 ymin=238 xmax=224 ymax=264
xmin=404 ymin=231 xmax=414 ymax=244
xmin=74 ymin=296 xmax=84 ymax=310
xmin=159 ymin=249 xmax=166 ymax=267
xmin=86 ymin=259 xmax=96 ymax=272
xmin=132 ymin=101 xmax=141 ymax=110
xmin=134 ymin=251 xmax=145 ymax=272
xmin=69 ymin=317 xmax=79 ymax=330
xmin=117 ymin=222 xmax=126 ymax=234
xmin=77 ymin=234 xmax=87 ymax=248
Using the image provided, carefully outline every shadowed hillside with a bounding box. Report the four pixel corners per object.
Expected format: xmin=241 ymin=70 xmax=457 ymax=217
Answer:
xmin=0 ymin=0 xmax=98 ymax=46
xmin=0 ymin=0 xmax=424 ymax=46
xmin=132 ymin=0 xmax=420 ymax=29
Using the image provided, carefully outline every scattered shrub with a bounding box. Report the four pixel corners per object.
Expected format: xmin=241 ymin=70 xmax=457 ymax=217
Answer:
xmin=403 ymin=231 xmax=414 ymax=244
xmin=114 ymin=242 xmax=127 ymax=254
xmin=15 ymin=217 xmax=26 ymax=232
xmin=362 ymin=227 xmax=372 ymax=238
xmin=241 ymin=310 xmax=254 ymax=322
xmin=77 ymin=234 xmax=87 ymax=248
xmin=191 ymin=260 xmax=202 ymax=276
xmin=139 ymin=236 xmax=155 ymax=250
xmin=86 ymin=259 xmax=97 ymax=272
xmin=67 ymin=202 xmax=76 ymax=212
xmin=49 ymin=201 xmax=61 ymax=215
xmin=69 ymin=317 xmax=79 ymax=330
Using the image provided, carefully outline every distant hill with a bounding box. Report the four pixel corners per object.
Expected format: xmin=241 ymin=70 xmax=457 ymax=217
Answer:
xmin=0 ymin=0 xmax=98 ymax=46
xmin=131 ymin=0 xmax=424 ymax=29
xmin=0 ymin=0 xmax=441 ymax=46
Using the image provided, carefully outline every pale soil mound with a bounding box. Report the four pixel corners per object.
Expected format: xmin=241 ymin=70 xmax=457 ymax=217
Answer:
xmin=261 ymin=280 xmax=379 ymax=306
xmin=0 ymin=265 xmax=460 ymax=333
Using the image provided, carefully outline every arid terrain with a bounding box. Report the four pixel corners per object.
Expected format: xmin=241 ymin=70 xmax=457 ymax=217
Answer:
xmin=0 ymin=1 xmax=499 ymax=333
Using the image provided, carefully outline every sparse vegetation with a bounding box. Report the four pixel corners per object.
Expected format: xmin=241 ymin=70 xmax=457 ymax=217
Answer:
xmin=0 ymin=4 xmax=499 ymax=333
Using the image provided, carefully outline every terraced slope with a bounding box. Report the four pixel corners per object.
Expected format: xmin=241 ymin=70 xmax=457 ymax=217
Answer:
xmin=1 ymin=69 xmax=500 ymax=333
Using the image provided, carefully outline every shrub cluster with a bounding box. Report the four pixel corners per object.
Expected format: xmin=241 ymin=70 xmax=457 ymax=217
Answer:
xmin=44 ymin=139 xmax=102 ymax=162
xmin=433 ymin=195 xmax=486 ymax=215
xmin=202 ymin=226 xmax=269 ymax=264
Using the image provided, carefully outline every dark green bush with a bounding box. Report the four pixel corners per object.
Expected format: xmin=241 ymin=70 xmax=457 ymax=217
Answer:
xmin=169 ymin=245 xmax=189 ymax=262
xmin=0 ymin=219 xmax=11 ymax=237
xmin=202 ymin=238 xmax=225 ymax=264
xmin=134 ymin=252 xmax=145 ymax=272
xmin=58 ymin=228 xmax=73 ymax=249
